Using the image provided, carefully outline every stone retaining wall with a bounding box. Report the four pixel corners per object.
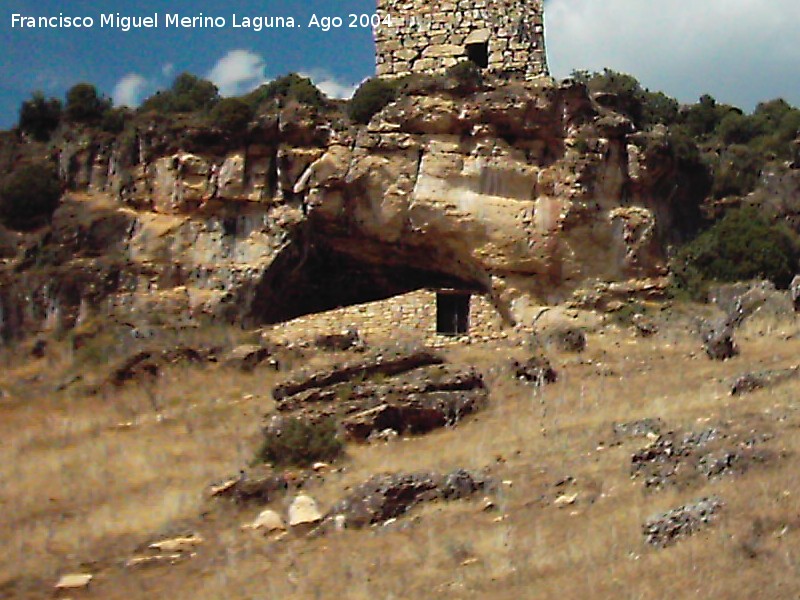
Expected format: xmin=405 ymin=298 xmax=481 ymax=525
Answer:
xmin=262 ymin=289 xmax=506 ymax=347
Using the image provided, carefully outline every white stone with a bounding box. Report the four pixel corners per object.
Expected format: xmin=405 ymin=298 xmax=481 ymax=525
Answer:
xmin=149 ymin=535 xmax=204 ymax=553
xmin=288 ymin=494 xmax=323 ymax=527
xmin=246 ymin=509 xmax=286 ymax=532
xmin=55 ymin=574 xmax=93 ymax=590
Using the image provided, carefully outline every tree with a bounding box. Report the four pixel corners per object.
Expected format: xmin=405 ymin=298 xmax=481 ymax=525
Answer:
xmin=65 ymin=83 xmax=112 ymax=123
xmin=246 ymin=73 xmax=326 ymax=110
xmin=347 ymin=77 xmax=397 ymax=124
xmin=139 ymin=73 xmax=220 ymax=114
xmin=0 ymin=162 xmax=62 ymax=231
xmin=18 ymin=92 xmax=62 ymax=141
xmin=671 ymin=206 xmax=798 ymax=298
xmin=209 ymin=97 xmax=253 ymax=134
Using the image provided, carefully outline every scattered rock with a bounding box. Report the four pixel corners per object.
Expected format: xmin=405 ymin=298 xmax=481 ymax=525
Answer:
xmin=245 ymin=509 xmax=286 ymax=532
xmin=730 ymin=366 xmax=800 ymax=396
xmin=554 ymin=493 xmax=578 ymax=507
xmin=209 ymin=467 xmax=290 ymax=504
xmin=31 ymin=338 xmax=48 ymax=358
xmin=289 ymin=494 xmax=323 ymax=527
xmin=315 ymin=329 xmax=365 ymax=352
xmin=224 ymin=345 xmax=276 ymax=371
xmin=703 ymin=283 xmax=771 ymax=360
xmin=54 ymin=574 xmax=93 ymax=590
xmin=108 ymin=346 xmax=216 ymax=386
xmin=126 ymin=554 xmax=184 ymax=569
xmin=613 ymin=418 xmax=663 ymax=439
xmin=792 ymin=275 xmax=800 ymax=312
xmin=631 ymin=425 xmax=775 ymax=488
xmin=511 ymin=355 xmax=558 ymax=386
xmin=545 ymin=327 xmax=586 ymax=353
xmin=644 ymin=497 xmax=723 ymax=547
xmin=329 ymin=469 xmax=492 ymax=528
xmin=632 ymin=314 xmax=659 ymax=337
xmin=149 ymin=535 xmax=204 ymax=553
xmin=367 ymin=428 xmax=399 ymax=443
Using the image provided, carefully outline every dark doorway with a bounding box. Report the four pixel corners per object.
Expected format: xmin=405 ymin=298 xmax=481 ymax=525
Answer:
xmin=436 ymin=290 xmax=471 ymax=336
xmin=466 ymin=42 xmax=489 ymax=69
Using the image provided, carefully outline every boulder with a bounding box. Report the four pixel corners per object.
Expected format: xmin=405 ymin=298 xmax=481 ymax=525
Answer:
xmin=341 ymin=389 xmax=488 ymax=441
xmin=511 ymin=355 xmax=557 ymax=386
xmin=330 ymin=470 xmax=492 ymax=528
xmin=289 ymin=495 xmax=323 ymax=527
xmin=730 ymin=366 xmax=800 ymax=396
xmin=545 ymin=327 xmax=586 ymax=353
xmin=245 ymin=509 xmax=286 ymax=532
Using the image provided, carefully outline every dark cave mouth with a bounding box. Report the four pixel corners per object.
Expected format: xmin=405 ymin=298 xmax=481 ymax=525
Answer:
xmin=247 ymin=241 xmax=485 ymax=326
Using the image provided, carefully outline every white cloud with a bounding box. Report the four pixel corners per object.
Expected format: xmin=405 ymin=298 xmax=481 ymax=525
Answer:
xmin=207 ymin=49 xmax=267 ymax=96
xmin=162 ymin=63 xmax=175 ymax=78
xmin=545 ymin=0 xmax=800 ymax=109
xmin=112 ymin=73 xmax=149 ymax=107
xmin=300 ymin=70 xmax=359 ymax=100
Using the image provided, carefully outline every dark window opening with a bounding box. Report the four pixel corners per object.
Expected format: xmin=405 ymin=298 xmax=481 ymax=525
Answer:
xmin=466 ymin=42 xmax=489 ymax=69
xmin=222 ymin=216 xmax=238 ymax=236
xmin=436 ymin=291 xmax=471 ymax=336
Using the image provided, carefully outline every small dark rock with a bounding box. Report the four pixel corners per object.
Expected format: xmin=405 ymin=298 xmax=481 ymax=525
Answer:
xmin=512 ymin=355 xmax=558 ymax=386
xmin=315 ymin=329 xmax=365 ymax=352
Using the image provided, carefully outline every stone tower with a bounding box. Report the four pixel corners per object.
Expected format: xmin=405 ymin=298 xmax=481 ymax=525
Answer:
xmin=374 ymin=0 xmax=548 ymax=79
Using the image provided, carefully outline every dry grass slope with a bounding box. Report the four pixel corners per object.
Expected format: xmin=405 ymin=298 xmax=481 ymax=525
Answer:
xmin=1 ymin=308 xmax=800 ymax=599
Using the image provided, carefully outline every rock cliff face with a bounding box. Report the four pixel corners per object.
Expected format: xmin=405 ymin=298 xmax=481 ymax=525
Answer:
xmin=0 ymin=79 xmax=702 ymax=341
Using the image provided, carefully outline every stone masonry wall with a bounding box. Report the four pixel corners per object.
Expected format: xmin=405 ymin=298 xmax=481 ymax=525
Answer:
xmin=262 ymin=289 xmax=505 ymax=348
xmin=375 ymin=0 xmax=548 ymax=79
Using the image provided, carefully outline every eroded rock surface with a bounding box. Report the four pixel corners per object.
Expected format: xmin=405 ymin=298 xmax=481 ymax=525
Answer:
xmin=271 ymin=347 xmax=488 ymax=441
xmin=644 ymin=497 xmax=724 ymax=547
xmin=329 ymin=469 xmax=493 ymax=528
xmin=0 ymin=78 xmax=706 ymax=341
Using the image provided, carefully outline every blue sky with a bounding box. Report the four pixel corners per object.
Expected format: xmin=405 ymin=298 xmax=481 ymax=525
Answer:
xmin=1 ymin=0 xmax=799 ymax=129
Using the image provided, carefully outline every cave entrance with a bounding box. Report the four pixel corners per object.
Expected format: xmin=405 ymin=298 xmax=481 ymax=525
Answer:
xmin=436 ymin=290 xmax=471 ymax=336
xmin=247 ymin=237 xmax=483 ymax=326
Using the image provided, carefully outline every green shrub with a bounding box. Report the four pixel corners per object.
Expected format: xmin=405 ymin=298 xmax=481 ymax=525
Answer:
xmin=255 ymin=417 xmax=343 ymax=467
xmin=247 ymin=73 xmax=326 ymax=110
xmin=445 ymin=60 xmax=484 ymax=90
xmin=209 ymin=97 xmax=253 ymax=134
xmin=65 ymin=83 xmax=112 ymax=123
xmin=18 ymin=92 xmax=62 ymax=141
xmin=347 ymin=77 xmax=397 ymax=124
xmin=100 ymin=107 xmax=131 ymax=134
xmin=671 ymin=206 xmax=798 ymax=299
xmin=140 ymin=73 xmax=220 ymax=114
xmin=571 ymin=69 xmax=679 ymax=129
xmin=0 ymin=162 xmax=61 ymax=231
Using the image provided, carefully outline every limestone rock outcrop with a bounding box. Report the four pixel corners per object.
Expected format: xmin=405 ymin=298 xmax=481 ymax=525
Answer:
xmin=0 ymin=78 xmax=704 ymax=340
